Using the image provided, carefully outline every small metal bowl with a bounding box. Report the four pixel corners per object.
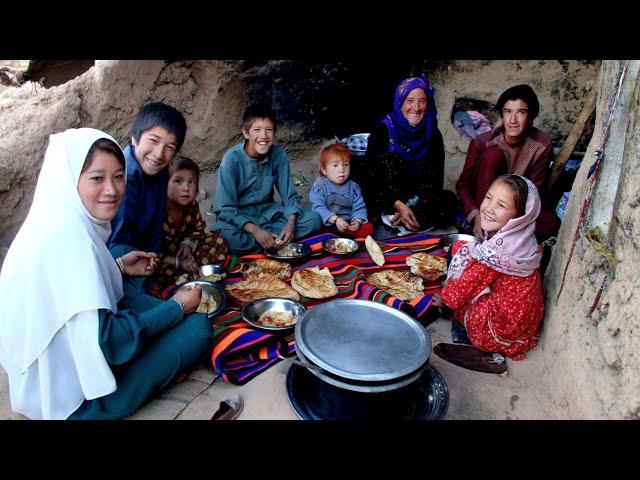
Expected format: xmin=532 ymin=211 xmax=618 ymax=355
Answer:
xmin=322 ymin=237 xmax=359 ymax=258
xmin=242 ymin=297 xmax=307 ymax=331
xmin=199 ymin=263 xmax=227 ymax=282
xmin=439 ymin=233 xmax=483 ymax=247
xmin=176 ymin=280 xmax=226 ymax=319
xmin=264 ymin=242 xmax=311 ymax=264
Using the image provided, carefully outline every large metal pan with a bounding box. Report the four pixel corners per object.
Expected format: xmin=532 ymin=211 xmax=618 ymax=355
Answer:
xmin=295 ymin=346 xmax=427 ymax=393
xmin=295 ymin=299 xmax=431 ymax=382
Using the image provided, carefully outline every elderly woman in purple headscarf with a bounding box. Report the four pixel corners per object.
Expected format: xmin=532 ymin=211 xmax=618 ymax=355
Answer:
xmin=360 ymin=76 xmax=457 ymax=233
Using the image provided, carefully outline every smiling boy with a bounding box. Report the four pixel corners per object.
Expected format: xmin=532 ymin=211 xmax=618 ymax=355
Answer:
xmin=108 ymin=102 xmax=187 ymax=253
xmin=211 ymin=103 xmax=321 ymax=253
xmin=455 ymin=84 xmax=558 ymax=240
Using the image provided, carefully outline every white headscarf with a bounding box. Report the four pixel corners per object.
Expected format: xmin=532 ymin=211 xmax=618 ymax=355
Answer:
xmin=0 ymin=128 xmax=124 ymax=419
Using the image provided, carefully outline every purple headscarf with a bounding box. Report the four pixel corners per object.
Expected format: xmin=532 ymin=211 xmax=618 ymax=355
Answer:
xmin=447 ymin=176 xmax=542 ymax=279
xmin=381 ymin=76 xmax=438 ymax=161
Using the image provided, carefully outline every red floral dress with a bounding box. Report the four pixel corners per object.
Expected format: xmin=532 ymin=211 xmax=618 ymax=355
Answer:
xmin=154 ymin=200 xmax=230 ymax=292
xmin=442 ymin=242 xmax=544 ymax=359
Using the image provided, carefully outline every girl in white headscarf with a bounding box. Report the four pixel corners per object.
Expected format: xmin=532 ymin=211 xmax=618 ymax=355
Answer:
xmin=441 ymin=174 xmax=544 ymax=360
xmin=0 ymin=128 xmax=211 ymax=419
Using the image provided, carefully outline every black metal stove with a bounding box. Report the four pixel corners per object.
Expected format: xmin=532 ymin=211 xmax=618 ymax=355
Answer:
xmin=286 ymin=362 xmax=448 ymax=420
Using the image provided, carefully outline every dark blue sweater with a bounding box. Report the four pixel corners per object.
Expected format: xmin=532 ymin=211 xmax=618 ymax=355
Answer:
xmin=108 ymin=145 xmax=168 ymax=252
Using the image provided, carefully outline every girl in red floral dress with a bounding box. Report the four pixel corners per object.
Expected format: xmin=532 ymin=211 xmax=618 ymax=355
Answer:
xmin=150 ymin=156 xmax=230 ymax=297
xmin=441 ymin=174 xmax=544 ymax=360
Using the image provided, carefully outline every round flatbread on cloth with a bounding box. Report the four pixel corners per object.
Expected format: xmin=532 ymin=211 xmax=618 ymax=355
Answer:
xmin=244 ymin=258 xmax=292 ymax=280
xmin=365 ymin=270 xmax=424 ymax=301
xmin=291 ymin=266 xmax=338 ymax=299
xmin=226 ymin=272 xmax=300 ymax=305
xmin=406 ymin=253 xmax=447 ymax=280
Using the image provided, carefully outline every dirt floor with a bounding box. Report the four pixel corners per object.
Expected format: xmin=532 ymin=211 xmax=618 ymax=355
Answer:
xmin=0 ymin=172 xmax=559 ymax=421
xmin=0 ymin=314 xmax=557 ymax=420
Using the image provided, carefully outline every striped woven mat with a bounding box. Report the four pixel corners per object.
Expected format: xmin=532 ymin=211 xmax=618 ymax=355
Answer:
xmin=210 ymin=231 xmax=444 ymax=385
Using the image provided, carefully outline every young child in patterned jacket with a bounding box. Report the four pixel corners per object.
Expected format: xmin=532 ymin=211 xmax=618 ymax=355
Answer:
xmin=150 ymin=155 xmax=230 ymax=296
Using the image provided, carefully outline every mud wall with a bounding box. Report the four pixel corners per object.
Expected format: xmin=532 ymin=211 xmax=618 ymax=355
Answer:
xmin=535 ymin=60 xmax=640 ymax=419
xmin=0 ymin=59 xmax=599 ymax=257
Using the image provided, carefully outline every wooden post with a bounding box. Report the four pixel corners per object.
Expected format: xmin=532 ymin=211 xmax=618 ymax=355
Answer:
xmin=549 ymin=84 xmax=598 ymax=188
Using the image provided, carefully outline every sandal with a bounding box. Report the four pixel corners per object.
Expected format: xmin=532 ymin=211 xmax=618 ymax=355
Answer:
xmin=433 ymin=343 xmax=507 ymax=375
xmin=211 ymin=394 xmax=244 ymax=420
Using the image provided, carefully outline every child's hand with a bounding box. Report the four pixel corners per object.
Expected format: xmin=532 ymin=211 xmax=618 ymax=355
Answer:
xmin=177 ymin=245 xmax=198 ymax=273
xmin=278 ymin=222 xmax=296 ymax=245
xmin=347 ymin=219 xmax=362 ymax=232
xmin=335 ymin=217 xmax=350 ymax=233
xmin=253 ymin=227 xmax=279 ymax=251
xmin=472 ymin=215 xmax=483 ymax=238
xmin=121 ymin=251 xmax=159 ymax=276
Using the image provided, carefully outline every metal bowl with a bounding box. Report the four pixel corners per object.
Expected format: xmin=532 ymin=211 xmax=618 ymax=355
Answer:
xmin=264 ymin=242 xmax=311 ymax=264
xmin=439 ymin=233 xmax=482 ymax=247
xmin=242 ymin=297 xmax=307 ymax=331
xmin=199 ymin=263 xmax=227 ymax=281
xmin=176 ymin=280 xmax=226 ymax=319
xmin=322 ymin=237 xmax=359 ymax=258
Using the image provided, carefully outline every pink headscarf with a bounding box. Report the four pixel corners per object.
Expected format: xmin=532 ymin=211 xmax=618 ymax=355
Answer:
xmin=448 ymin=175 xmax=542 ymax=280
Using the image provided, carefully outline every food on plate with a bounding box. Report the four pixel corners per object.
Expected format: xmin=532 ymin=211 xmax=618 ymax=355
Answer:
xmin=290 ymin=266 xmax=338 ymax=299
xmin=365 ymin=235 xmax=385 ymax=266
xmin=256 ymin=309 xmax=296 ymax=328
xmin=201 ymin=272 xmax=226 ymax=282
xmin=196 ymin=289 xmax=219 ymax=314
xmin=175 ymin=273 xmax=191 ymax=286
xmin=225 ymin=273 xmax=300 ymax=305
xmin=276 ymin=245 xmax=298 ymax=257
xmin=365 ymin=270 xmax=424 ymax=301
xmin=328 ymin=239 xmax=356 ymax=254
xmin=244 ymin=258 xmax=291 ymax=280
xmin=405 ymin=253 xmax=448 ymax=281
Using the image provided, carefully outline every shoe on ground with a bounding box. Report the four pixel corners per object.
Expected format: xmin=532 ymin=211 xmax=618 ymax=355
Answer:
xmin=433 ymin=343 xmax=507 ymax=375
xmin=211 ymin=394 xmax=244 ymax=420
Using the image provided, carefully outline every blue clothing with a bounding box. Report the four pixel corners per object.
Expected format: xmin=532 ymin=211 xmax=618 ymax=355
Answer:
xmin=309 ymin=177 xmax=368 ymax=226
xmin=211 ymin=142 xmax=321 ymax=252
xmin=69 ymin=244 xmax=214 ymax=420
xmin=108 ymin=145 xmax=168 ymax=253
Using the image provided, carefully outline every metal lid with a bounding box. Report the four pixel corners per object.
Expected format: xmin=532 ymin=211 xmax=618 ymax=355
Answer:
xmin=295 ymin=299 xmax=430 ymax=382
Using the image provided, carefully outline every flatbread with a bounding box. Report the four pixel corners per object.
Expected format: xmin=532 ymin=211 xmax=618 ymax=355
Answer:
xmin=244 ymin=258 xmax=291 ymax=280
xmin=225 ymin=273 xmax=300 ymax=305
xmin=365 ymin=270 xmax=424 ymax=301
xmin=365 ymin=235 xmax=385 ymax=266
xmin=290 ymin=266 xmax=338 ymax=299
xmin=406 ymin=253 xmax=448 ymax=281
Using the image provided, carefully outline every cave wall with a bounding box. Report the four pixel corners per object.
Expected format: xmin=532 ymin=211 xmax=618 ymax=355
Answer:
xmin=535 ymin=60 xmax=640 ymax=419
xmin=0 ymin=59 xmax=599 ymax=262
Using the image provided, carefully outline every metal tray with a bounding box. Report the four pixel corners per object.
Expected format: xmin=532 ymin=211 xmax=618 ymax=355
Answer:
xmin=295 ymin=299 xmax=430 ymax=382
xmin=295 ymin=347 xmax=427 ymax=393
